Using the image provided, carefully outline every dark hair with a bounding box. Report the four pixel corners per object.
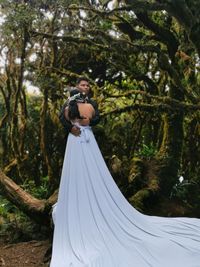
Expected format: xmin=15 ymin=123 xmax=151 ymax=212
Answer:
xmin=68 ymin=89 xmax=85 ymax=120
xmin=70 ymin=89 xmax=80 ymax=97
xmin=68 ymin=100 xmax=82 ymax=120
xmin=76 ymin=76 xmax=89 ymax=85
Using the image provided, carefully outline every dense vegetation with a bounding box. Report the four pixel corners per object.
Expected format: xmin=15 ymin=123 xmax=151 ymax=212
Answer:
xmin=0 ymin=0 xmax=200 ymax=238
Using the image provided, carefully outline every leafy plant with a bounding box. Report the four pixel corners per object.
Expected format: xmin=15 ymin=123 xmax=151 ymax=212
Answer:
xmin=137 ymin=144 xmax=157 ymax=158
xmin=21 ymin=176 xmax=49 ymax=199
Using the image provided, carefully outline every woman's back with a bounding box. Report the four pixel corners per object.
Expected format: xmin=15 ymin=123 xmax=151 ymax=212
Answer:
xmin=65 ymin=102 xmax=95 ymax=124
xmin=77 ymin=103 xmax=95 ymax=119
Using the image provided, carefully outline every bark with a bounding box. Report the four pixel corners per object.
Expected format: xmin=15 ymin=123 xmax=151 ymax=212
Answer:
xmin=128 ymin=108 xmax=184 ymax=208
xmin=165 ymin=0 xmax=200 ymax=57
xmin=18 ymin=85 xmax=28 ymax=157
xmin=0 ymin=169 xmax=57 ymax=225
xmin=30 ymin=30 xmax=109 ymax=50
xmin=125 ymin=0 xmax=200 ymax=57
xmin=0 ymin=81 xmax=11 ymax=128
xmin=40 ymin=88 xmax=55 ymax=187
xmin=135 ymin=12 xmax=179 ymax=59
xmin=128 ymin=81 xmax=185 ymax=207
xmin=156 ymin=110 xmax=184 ymax=194
xmin=128 ymin=158 xmax=159 ymax=211
xmin=8 ymin=29 xmax=28 ymax=181
xmin=101 ymin=101 xmax=200 ymax=117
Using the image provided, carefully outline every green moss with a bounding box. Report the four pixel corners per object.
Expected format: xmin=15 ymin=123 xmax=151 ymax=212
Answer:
xmin=129 ymin=189 xmax=150 ymax=211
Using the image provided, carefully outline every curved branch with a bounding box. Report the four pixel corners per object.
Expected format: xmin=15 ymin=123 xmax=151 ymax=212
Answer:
xmin=164 ymin=1 xmax=200 ymax=56
xmin=135 ymin=12 xmax=179 ymax=59
xmin=101 ymin=101 xmax=200 ymax=117
xmin=157 ymin=53 xmax=198 ymax=103
xmin=103 ymin=87 xmax=200 ymax=106
xmin=124 ymin=1 xmax=167 ymax=12
xmin=30 ymin=30 xmax=110 ymax=50
xmin=115 ymin=19 xmax=145 ymax=41
xmin=0 ymin=169 xmax=49 ymax=224
xmin=0 ymin=169 xmax=59 ymax=225
xmin=68 ymin=2 xmax=167 ymax=15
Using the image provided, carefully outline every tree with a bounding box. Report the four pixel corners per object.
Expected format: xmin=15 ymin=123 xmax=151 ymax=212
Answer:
xmin=0 ymin=0 xmax=200 ymax=224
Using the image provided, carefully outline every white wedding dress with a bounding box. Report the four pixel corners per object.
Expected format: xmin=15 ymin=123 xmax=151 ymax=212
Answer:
xmin=50 ymin=126 xmax=200 ymax=267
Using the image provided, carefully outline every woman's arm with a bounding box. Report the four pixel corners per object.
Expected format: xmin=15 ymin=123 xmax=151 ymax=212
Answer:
xmin=59 ymin=101 xmax=73 ymax=133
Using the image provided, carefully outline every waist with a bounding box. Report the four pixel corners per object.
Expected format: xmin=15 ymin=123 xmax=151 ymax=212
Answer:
xmin=73 ymin=124 xmax=91 ymax=143
xmin=72 ymin=122 xmax=91 ymax=129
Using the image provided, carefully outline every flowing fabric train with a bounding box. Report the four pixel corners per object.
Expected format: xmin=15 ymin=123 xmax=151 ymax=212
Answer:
xmin=50 ymin=126 xmax=200 ymax=267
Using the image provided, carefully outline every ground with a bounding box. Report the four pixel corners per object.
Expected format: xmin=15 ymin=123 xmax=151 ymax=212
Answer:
xmin=0 ymin=240 xmax=51 ymax=267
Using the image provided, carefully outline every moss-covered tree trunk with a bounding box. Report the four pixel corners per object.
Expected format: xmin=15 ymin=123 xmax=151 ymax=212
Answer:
xmin=129 ymin=83 xmax=184 ymax=209
xmin=156 ymin=81 xmax=184 ymax=194
xmin=0 ymin=169 xmax=57 ymax=225
xmin=156 ymin=111 xmax=183 ymax=195
xmin=40 ymin=88 xmax=55 ymax=188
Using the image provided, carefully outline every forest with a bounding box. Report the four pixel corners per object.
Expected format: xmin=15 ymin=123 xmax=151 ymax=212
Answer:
xmin=0 ymin=0 xmax=200 ymax=265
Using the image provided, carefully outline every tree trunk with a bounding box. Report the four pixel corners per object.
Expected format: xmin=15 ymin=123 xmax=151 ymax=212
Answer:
xmin=129 ymin=84 xmax=184 ymax=208
xmin=0 ymin=169 xmax=57 ymax=225
xmin=40 ymin=88 xmax=55 ymax=188
xmin=156 ymin=110 xmax=184 ymax=195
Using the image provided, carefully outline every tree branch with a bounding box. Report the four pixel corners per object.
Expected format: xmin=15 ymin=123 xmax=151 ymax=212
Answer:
xmin=0 ymin=169 xmax=49 ymax=224
xmin=68 ymin=2 xmax=167 ymax=15
xmin=135 ymin=12 xmax=179 ymax=59
xmin=101 ymin=101 xmax=200 ymax=117
xmin=30 ymin=30 xmax=110 ymax=50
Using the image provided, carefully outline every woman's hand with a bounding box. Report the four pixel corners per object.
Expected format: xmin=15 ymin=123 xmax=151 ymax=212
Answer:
xmin=71 ymin=126 xmax=81 ymax=136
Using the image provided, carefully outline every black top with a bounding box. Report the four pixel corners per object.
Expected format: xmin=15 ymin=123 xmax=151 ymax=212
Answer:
xmin=59 ymin=97 xmax=100 ymax=134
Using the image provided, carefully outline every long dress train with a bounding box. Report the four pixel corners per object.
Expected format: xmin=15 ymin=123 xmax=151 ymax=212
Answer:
xmin=50 ymin=126 xmax=200 ymax=267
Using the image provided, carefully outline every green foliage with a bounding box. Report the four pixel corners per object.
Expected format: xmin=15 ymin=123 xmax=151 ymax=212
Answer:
xmin=2 ymin=2 xmax=36 ymax=36
xmin=100 ymin=19 xmax=113 ymax=31
xmin=0 ymin=195 xmax=49 ymax=242
xmin=137 ymin=144 xmax=157 ymax=158
xmin=170 ymin=179 xmax=200 ymax=210
xmin=21 ymin=176 xmax=49 ymax=199
xmin=0 ymin=196 xmax=13 ymax=217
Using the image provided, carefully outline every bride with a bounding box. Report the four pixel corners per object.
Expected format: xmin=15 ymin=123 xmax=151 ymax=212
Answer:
xmin=50 ymin=91 xmax=200 ymax=267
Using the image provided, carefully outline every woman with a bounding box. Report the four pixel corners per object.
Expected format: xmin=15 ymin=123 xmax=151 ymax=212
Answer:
xmin=50 ymin=93 xmax=200 ymax=267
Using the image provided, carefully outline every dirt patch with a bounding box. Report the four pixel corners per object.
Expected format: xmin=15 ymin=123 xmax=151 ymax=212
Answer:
xmin=0 ymin=240 xmax=51 ymax=267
